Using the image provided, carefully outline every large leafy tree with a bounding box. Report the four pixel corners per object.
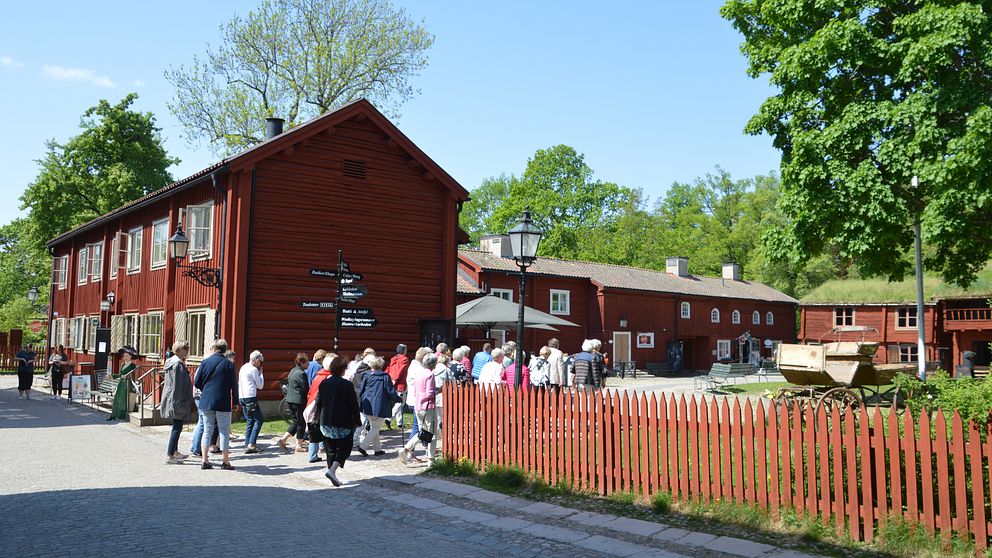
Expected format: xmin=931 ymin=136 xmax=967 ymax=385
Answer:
xmin=166 ymin=0 xmax=434 ymax=154
xmin=20 ymin=93 xmax=178 ymax=249
xmin=722 ymin=0 xmax=992 ymax=286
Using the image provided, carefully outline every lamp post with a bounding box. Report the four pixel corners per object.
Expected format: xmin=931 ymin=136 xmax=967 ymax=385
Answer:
xmin=911 ymin=176 xmax=927 ymax=381
xmin=27 ymin=286 xmax=39 ymax=304
xmin=169 ymin=224 xmax=223 ymax=338
xmin=507 ymin=208 xmax=543 ymax=389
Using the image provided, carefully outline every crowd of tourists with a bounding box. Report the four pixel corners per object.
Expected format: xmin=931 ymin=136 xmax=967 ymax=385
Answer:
xmin=29 ymin=335 xmax=610 ymax=487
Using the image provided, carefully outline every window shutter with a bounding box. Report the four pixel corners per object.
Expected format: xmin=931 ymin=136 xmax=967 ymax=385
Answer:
xmin=174 ymin=311 xmax=188 ymax=345
xmin=110 ymin=315 xmax=124 ymax=352
xmin=887 ymin=344 xmax=900 ymax=364
xmin=60 ymin=318 xmax=68 ymax=347
xmin=204 ymin=309 xmax=216 ymax=352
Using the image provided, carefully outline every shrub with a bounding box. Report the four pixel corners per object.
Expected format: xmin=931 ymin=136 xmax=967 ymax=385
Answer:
xmin=480 ymin=464 xmax=527 ymax=491
xmin=651 ymin=491 xmax=672 ymax=514
xmin=894 ymin=371 xmax=992 ymax=424
xmin=426 ymin=456 xmax=476 ymax=477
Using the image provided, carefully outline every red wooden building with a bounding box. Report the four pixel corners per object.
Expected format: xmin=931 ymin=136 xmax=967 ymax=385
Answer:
xmin=799 ymin=274 xmax=992 ymax=372
xmin=46 ymin=100 xmax=469 ymax=400
xmin=457 ymin=237 xmax=798 ymax=371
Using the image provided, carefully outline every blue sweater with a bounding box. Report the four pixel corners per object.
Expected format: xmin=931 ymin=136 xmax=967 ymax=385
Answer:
xmin=471 ymin=351 xmax=492 ymax=379
xmin=194 ymin=352 xmax=238 ymax=412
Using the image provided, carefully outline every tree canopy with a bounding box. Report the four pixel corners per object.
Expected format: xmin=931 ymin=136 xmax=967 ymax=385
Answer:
xmin=721 ymin=0 xmax=992 ymax=287
xmin=166 ymin=0 xmax=434 ymax=154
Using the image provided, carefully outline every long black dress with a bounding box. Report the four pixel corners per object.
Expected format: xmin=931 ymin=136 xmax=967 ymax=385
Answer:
xmin=16 ymin=348 xmax=35 ymax=391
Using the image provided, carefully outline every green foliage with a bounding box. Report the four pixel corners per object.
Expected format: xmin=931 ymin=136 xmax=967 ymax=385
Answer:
xmin=722 ymin=0 xmax=992 ymax=288
xmin=425 ymin=456 xmax=477 ymax=477
xmin=803 ymin=262 xmax=992 ymax=303
xmin=650 ymin=491 xmax=672 ymax=514
xmin=20 ymin=93 xmax=177 ymax=248
xmin=894 ymin=371 xmax=992 ymax=424
xmin=479 ymin=463 xmax=527 ymax=492
xmin=166 ymin=0 xmax=433 ymax=154
xmin=0 ymin=219 xmax=50 ymax=308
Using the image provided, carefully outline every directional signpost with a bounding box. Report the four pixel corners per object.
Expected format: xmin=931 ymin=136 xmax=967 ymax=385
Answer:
xmin=308 ymin=251 xmax=375 ymax=350
xmin=301 ymin=301 xmax=335 ymax=309
xmin=340 ymin=285 xmax=368 ymax=298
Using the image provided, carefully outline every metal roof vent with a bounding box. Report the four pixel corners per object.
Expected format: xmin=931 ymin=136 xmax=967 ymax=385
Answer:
xmin=342 ymin=159 xmax=367 ymax=179
xmin=265 ymin=117 xmax=284 ymax=140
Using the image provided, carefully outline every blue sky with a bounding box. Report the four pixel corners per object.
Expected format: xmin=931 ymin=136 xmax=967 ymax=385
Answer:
xmin=0 ymin=1 xmax=779 ymax=228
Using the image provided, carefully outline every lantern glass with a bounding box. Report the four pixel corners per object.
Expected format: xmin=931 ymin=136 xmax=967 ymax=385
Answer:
xmin=508 ymin=209 xmax=542 ymax=264
xmin=169 ymin=226 xmax=190 ymax=260
xmin=27 ymin=286 xmax=38 ymax=303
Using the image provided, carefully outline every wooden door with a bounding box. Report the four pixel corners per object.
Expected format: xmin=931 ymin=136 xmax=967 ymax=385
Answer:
xmin=613 ymin=332 xmax=631 ymax=363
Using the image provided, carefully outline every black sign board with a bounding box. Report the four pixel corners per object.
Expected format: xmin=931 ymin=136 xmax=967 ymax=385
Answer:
xmin=340 ymin=272 xmax=363 ymax=281
xmin=301 ymin=301 xmax=335 ymax=309
xmin=340 ymin=307 xmax=374 ymax=317
xmin=339 ymin=296 xmax=359 ymax=304
xmin=310 ymin=269 xmax=337 ymax=278
xmin=340 ymin=261 xmax=350 ymax=273
xmin=340 ymin=285 xmax=368 ymax=298
xmin=341 ymin=316 xmax=377 ymax=328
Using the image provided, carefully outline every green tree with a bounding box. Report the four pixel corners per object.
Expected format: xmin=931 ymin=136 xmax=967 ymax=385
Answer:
xmin=166 ymin=0 xmax=434 ymax=154
xmin=722 ymin=0 xmax=992 ymax=287
xmin=20 ymin=93 xmax=178 ymax=249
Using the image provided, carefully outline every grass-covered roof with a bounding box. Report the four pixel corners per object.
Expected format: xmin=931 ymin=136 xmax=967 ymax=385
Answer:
xmin=801 ymin=264 xmax=992 ymax=304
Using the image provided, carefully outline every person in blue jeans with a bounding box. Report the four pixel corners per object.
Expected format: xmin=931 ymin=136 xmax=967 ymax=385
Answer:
xmin=239 ymin=350 xmax=265 ymax=453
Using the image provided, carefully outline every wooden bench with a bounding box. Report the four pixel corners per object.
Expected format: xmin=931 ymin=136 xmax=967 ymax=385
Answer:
xmin=696 ymin=362 xmax=756 ymax=391
xmin=645 ymin=362 xmax=675 ymax=377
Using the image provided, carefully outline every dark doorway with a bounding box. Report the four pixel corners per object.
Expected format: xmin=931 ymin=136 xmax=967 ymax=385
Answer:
xmin=94 ymin=327 xmax=111 ymax=373
xmin=972 ymin=340 xmax=992 ymax=367
xmin=419 ymin=319 xmax=453 ymax=351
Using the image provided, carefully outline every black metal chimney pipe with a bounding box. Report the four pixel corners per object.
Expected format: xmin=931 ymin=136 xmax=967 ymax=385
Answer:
xmin=265 ymin=117 xmax=284 ymax=140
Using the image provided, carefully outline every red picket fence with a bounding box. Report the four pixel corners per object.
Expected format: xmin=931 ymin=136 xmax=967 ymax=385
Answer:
xmin=443 ymin=384 xmax=992 ymax=549
xmin=0 ymin=344 xmax=46 ymax=370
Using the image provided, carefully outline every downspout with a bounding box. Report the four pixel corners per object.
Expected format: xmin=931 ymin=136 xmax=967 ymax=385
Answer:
xmin=45 ymin=246 xmax=55 ymax=368
xmin=212 ymin=170 xmax=228 ymax=340
xmin=242 ymin=167 xmax=257 ymax=359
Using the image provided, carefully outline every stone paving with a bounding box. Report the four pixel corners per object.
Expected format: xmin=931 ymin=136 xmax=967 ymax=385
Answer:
xmin=0 ymin=376 xmax=819 ymax=558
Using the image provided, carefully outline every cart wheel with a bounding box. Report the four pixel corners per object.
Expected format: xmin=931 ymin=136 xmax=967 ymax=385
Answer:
xmin=279 ymin=398 xmax=294 ymax=423
xmin=816 ymin=387 xmax=861 ymax=415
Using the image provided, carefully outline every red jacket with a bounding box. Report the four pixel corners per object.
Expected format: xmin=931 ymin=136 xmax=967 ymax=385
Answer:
xmin=307 ymin=369 xmax=331 ymax=406
xmin=387 ymin=353 xmax=411 ymax=392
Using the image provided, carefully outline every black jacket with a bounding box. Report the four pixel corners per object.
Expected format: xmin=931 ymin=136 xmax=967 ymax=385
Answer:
xmin=315 ymin=375 xmax=361 ymax=429
xmin=285 ymin=365 xmax=309 ymax=405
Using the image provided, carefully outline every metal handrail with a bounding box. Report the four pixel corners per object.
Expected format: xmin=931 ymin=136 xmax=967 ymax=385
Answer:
xmin=134 ymin=364 xmax=162 ymax=424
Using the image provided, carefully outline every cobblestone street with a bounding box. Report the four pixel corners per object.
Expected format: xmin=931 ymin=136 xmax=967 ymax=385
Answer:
xmin=0 ymin=378 xmax=818 ymax=558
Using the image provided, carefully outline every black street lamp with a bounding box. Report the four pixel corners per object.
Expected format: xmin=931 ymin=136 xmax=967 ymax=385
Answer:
xmin=169 ymin=224 xmax=222 ymax=289
xmin=507 ymin=208 xmax=542 ymax=389
xmin=26 ymin=286 xmax=39 ymax=304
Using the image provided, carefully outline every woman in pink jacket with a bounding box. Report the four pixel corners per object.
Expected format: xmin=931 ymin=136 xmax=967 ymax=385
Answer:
xmin=399 ymin=353 xmax=438 ymax=464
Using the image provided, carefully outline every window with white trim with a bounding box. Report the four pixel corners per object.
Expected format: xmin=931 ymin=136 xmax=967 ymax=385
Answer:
xmin=151 ymin=218 xmax=168 ymax=269
xmin=87 ymin=242 xmax=103 ymax=281
xmin=752 ymin=310 xmax=760 ymax=325
xmin=187 ymin=202 xmax=213 ymax=260
xmin=139 ymin=313 xmax=163 ymax=356
xmin=681 ymin=302 xmax=690 ymax=319
xmin=896 ymin=307 xmax=918 ymax=329
xmin=77 ymin=247 xmax=88 ymax=285
xmin=550 ymin=289 xmax=570 ymax=315
xmin=87 ymin=316 xmax=99 ymax=352
xmin=127 ymin=226 xmax=143 ymax=273
xmin=717 ymin=339 xmax=732 ymax=360
xmin=51 ymin=318 xmax=66 ymax=348
xmin=834 ymin=307 xmax=854 ymax=326
xmin=766 ymin=311 xmax=774 ymax=325
xmin=732 ymin=310 xmax=741 ymax=324
xmin=123 ymin=313 xmax=139 ymax=351
xmin=71 ymin=316 xmax=86 ymax=349
xmin=187 ymin=308 xmax=207 ymax=357
xmin=491 ymin=288 xmax=513 ymax=302
xmin=55 ymin=255 xmax=68 ymax=289
xmin=109 ymin=236 xmax=118 ymax=278
xmin=898 ymin=344 xmax=918 ymax=363
xmin=711 ymin=308 xmax=720 ymax=323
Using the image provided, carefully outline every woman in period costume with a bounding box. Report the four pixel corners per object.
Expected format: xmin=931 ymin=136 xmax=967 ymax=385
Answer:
xmin=109 ymin=346 xmax=138 ymax=420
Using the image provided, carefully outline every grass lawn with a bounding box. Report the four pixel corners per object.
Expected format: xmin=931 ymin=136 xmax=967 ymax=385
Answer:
xmin=715 ymin=381 xmax=791 ymax=396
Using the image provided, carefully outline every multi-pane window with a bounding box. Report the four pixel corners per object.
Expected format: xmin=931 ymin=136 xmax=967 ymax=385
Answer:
xmin=127 ymin=227 xmax=143 ymax=272
xmin=51 ymin=318 xmax=66 ymax=348
xmin=897 ymin=307 xmax=918 ymax=328
xmin=55 ymin=255 xmax=68 ymax=289
xmin=77 ymin=247 xmax=88 ymax=285
xmin=834 ymin=307 xmax=854 ymax=326
xmin=711 ymin=308 xmax=720 ymax=323
xmin=188 ymin=310 xmax=207 ymax=357
xmin=898 ymin=344 xmax=919 ymax=363
xmin=187 ymin=202 xmax=213 ymax=259
xmin=87 ymin=242 xmax=103 ymax=281
xmin=681 ymin=302 xmax=691 ymax=319
xmin=151 ymin=218 xmax=168 ymax=269
xmin=109 ymin=236 xmax=118 ymax=278
xmin=491 ymin=288 xmax=513 ymax=302
xmin=766 ymin=311 xmax=774 ymax=325
xmin=752 ymin=310 xmax=760 ymax=325
xmin=123 ymin=314 xmax=139 ymax=350
xmin=139 ymin=313 xmax=163 ymax=356
xmin=87 ymin=316 xmax=99 ymax=352
xmin=550 ymin=289 xmax=570 ymax=315
xmin=717 ymin=339 xmax=732 ymax=359
xmin=71 ymin=316 xmax=86 ymax=349
xmin=732 ymin=310 xmax=741 ymax=324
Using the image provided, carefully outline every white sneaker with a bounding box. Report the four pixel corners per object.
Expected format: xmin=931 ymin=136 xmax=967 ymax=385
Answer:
xmin=398 ymin=449 xmax=409 ymax=464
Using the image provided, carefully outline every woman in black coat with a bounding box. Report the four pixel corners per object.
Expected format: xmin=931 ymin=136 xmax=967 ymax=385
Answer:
xmin=314 ymin=355 xmax=361 ymax=486
xmin=276 ymin=353 xmax=310 ymax=453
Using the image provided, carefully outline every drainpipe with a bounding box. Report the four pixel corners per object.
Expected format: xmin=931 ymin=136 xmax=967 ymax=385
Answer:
xmin=212 ymin=170 xmax=227 ymax=340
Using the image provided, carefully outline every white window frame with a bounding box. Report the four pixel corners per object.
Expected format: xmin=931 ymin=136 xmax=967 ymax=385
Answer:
xmin=752 ymin=310 xmax=760 ymax=325
xmin=71 ymin=316 xmax=86 ymax=349
xmin=55 ymin=255 xmax=69 ymax=290
xmin=834 ymin=307 xmax=854 ymax=327
xmin=187 ymin=202 xmax=214 ymax=261
xmin=717 ymin=339 xmax=732 ymax=360
xmin=187 ymin=307 xmax=208 ymax=358
xmin=732 ymin=310 xmax=741 ymax=324
xmin=139 ymin=312 xmax=164 ymax=357
xmin=109 ymin=236 xmax=118 ymax=279
xmin=896 ymin=307 xmax=918 ymax=329
xmin=151 ymin=218 xmax=169 ymax=269
xmin=898 ymin=344 xmax=918 ymax=363
xmin=87 ymin=316 xmax=99 ymax=352
xmin=766 ymin=311 xmax=774 ymax=325
xmin=550 ymin=289 xmax=570 ymax=315
xmin=51 ymin=318 xmax=66 ymax=348
xmin=681 ymin=302 xmax=690 ymax=319
xmin=77 ymin=247 xmax=88 ymax=285
xmin=127 ymin=226 xmax=143 ymax=273
xmin=491 ymin=288 xmax=513 ymax=302
xmin=711 ymin=308 xmax=720 ymax=323
xmin=87 ymin=241 xmax=103 ymax=282
xmin=123 ymin=313 xmax=140 ymax=350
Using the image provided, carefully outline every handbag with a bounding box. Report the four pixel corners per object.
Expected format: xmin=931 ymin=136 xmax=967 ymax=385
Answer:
xmin=307 ymin=421 xmax=324 ymax=444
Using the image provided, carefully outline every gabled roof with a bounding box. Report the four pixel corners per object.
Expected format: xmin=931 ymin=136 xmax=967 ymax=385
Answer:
xmin=457 ymin=275 xmax=484 ymax=295
xmin=459 ymin=248 xmax=798 ymax=304
xmin=48 ymin=99 xmax=468 ymax=247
